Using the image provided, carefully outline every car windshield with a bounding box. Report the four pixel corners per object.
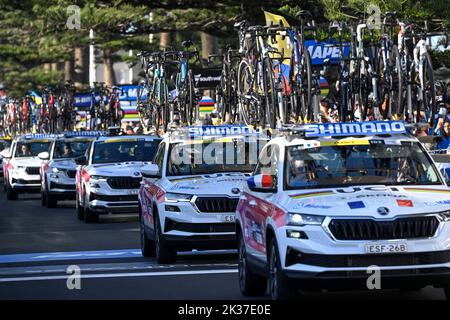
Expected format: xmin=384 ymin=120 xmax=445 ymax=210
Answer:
xmin=54 ymin=140 xmax=91 ymax=159
xmin=14 ymin=141 xmax=51 ymax=158
xmin=92 ymin=139 xmax=160 ymax=164
xmin=167 ymin=137 xmax=266 ymax=176
xmin=0 ymin=139 xmax=11 ymax=151
xmin=285 ymin=141 xmax=442 ymax=189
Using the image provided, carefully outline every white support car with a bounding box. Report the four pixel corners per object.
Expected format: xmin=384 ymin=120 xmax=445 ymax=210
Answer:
xmin=2 ymin=134 xmax=54 ymax=200
xmin=39 ymin=132 xmax=102 ymax=208
xmin=236 ymin=121 xmax=450 ymax=300
xmin=75 ymin=134 xmax=161 ymax=223
xmin=138 ymin=125 xmax=268 ymax=264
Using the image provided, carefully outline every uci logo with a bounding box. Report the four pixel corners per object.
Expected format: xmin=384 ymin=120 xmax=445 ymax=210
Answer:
xmin=377 ymin=207 xmax=390 ymax=216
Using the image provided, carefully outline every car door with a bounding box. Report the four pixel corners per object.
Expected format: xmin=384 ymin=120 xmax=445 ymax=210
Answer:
xmin=142 ymin=142 xmax=165 ymax=228
xmin=241 ymin=144 xmax=280 ymax=259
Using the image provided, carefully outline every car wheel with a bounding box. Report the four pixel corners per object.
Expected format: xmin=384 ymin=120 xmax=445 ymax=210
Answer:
xmin=6 ymin=181 xmax=18 ymax=200
xmin=76 ymin=193 xmax=84 ymax=220
xmin=140 ymin=209 xmax=156 ymax=258
xmin=268 ymin=238 xmax=297 ymax=300
xmin=46 ymin=191 xmax=57 ymax=208
xmin=41 ymin=189 xmax=47 ymax=206
xmin=83 ymin=193 xmax=98 ymax=223
xmin=155 ymin=215 xmax=176 ymax=264
xmin=238 ymin=233 xmax=267 ymax=296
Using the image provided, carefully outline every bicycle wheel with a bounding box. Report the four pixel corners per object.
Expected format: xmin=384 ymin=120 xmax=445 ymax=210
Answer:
xmin=237 ymin=60 xmax=256 ymax=126
xmin=391 ymin=46 xmax=405 ymax=119
xmin=185 ymin=71 xmax=197 ymax=125
xmin=263 ymin=59 xmax=277 ymax=129
xmin=421 ymin=52 xmax=435 ymax=127
xmin=160 ymin=80 xmax=169 ymax=132
xmin=300 ymin=49 xmax=313 ymax=122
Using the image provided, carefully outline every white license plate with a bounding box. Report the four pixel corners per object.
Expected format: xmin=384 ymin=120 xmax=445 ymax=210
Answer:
xmin=365 ymin=243 xmax=408 ymax=254
xmin=222 ymin=214 xmax=235 ymax=223
xmin=127 ymin=189 xmax=139 ymax=195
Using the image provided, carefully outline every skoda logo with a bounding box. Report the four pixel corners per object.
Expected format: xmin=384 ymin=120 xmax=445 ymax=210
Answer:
xmin=133 ymin=172 xmax=140 ymax=177
xmin=377 ymin=207 xmax=390 ymax=216
xmin=231 ymin=188 xmax=240 ymax=195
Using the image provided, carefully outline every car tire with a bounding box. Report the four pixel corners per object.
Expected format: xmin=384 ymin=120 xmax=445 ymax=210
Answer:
xmin=155 ymin=215 xmax=176 ymax=264
xmin=238 ymin=233 xmax=267 ymax=296
xmin=140 ymin=209 xmax=156 ymax=258
xmin=46 ymin=192 xmax=57 ymax=208
xmin=41 ymin=190 xmax=47 ymax=206
xmin=83 ymin=193 xmax=98 ymax=223
xmin=6 ymin=181 xmax=18 ymax=200
xmin=76 ymin=193 xmax=84 ymax=220
xmin=268 ymin=237 xmax=297 ymax=300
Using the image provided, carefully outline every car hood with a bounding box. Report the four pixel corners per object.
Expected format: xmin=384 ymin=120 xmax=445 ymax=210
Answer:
xmin=283 ymin=185 xmax=450 ymax=218
xmin=49 ymin=159 xmax=77 ymax=170
xmin=86 ymin=161 xmax=150 ymax=177
xmin=165 ymin=172 xmax=250 ymax=197
xmin=11 ymin=157 xmax=43 ymax=167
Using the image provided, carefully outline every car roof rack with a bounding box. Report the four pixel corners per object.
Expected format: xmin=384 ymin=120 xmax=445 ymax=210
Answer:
xmin=167 ymin=125 xmax=268 ymax=141
xmin=276 ymin=120 xmax=418 ymax=140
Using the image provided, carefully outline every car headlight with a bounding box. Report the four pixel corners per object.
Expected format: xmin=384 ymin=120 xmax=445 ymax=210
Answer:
xmin=11 ymin=166 xmax=25 ymax=174
xmin=165 ymin=192 xmax=192 ymax=203
xmin=287 ymin=213 xmax=325 ymax=226
xmin=90 ymin=175 xmax=108 ymax=181
xmin=438 ymin=210 xmax=450 ymax=222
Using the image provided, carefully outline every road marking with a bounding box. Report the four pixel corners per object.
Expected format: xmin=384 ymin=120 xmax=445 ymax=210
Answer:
xmin=0 ymin=249 xmax=142 ymax=264
xmin=0 ymin=262 xmax=238 ymax=276
xmin=0 ymin=269 xmax=238 ymax=282
xmin=0 ymin=249 xmax=236 ymax=264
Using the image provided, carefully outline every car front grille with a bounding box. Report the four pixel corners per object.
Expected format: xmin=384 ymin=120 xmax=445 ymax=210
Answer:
xmin=66 ymin=170 xmax=76 ymax=178
xmin=164 ymin=219 xmax=235 ymax=233
xmin=107 ymin=177 xmax=141 ymax=189
xmin=194 ymin=197 xmax=239 ymax=213
xmin=286 ymin=248 xmax=450 ymax=268
xmin=90 ymin=193 xmax=138 ymax=202
xmin=328 ymin=216 xmax=439 ymax=240
xmin=50 ymin=182 xmax=75 ymax=190
xmin=25 ymin=167 xmax=40 ymax=175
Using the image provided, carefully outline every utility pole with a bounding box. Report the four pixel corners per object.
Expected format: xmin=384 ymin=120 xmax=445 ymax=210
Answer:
xmin=89 ymin=29 xmax=96 ymax=87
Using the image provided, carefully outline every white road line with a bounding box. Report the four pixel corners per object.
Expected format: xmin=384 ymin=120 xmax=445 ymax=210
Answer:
xmin=0 ymin=269 xmax=238 ymax=283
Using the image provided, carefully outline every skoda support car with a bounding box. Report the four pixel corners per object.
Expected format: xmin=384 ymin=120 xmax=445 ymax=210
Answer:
xmin=138 ymin=125 xmax=267 ymax=264
xmin=75 ymin=134 xmax=161 ymax=223
xmin=39 ymin=132 xmax=101 ymax=208
xmin=236 ymin=121 xmax=450 ymax=299
xmin=2 ymin=134 xmax=53 ymax=200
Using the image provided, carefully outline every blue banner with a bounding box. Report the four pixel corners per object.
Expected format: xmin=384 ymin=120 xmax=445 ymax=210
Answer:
xmin=73 ymin=85 xmax=148 ymax=108
xmin=305 ymin=40 xmax=350 ymax=65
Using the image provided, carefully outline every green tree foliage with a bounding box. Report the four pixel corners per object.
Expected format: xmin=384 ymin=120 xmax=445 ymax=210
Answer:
xmin=0 ymin=0 xmax=449 ymax=95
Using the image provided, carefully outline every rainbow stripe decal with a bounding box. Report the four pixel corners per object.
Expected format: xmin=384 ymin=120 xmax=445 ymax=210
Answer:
xmin=404 ymin=187 xmax=450 ymax=194
xmin=290 ymin=190 xmax=335 ymax=199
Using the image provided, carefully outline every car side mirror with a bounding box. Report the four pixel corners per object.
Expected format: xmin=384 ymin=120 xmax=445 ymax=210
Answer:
xmin=141 ymin=163 xmax=160 ymax=178
xmin=247 ymin=174 xmax=277 ymax=193
xmin=38 ymin=152 xmax=49 ymax=160
xmin=75 ymin=155 xmax=87 ymax=166
xmin=0 ymin=148 xmax=11 ymax=159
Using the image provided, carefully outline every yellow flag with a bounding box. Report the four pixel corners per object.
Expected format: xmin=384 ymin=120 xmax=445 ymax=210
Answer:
xmin=264 ymin=11 xmax=292 ymax=61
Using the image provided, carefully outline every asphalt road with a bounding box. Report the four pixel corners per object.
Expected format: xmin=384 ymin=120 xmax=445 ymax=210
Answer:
xmin=0 ymin=182 xmax=447 ymax=300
